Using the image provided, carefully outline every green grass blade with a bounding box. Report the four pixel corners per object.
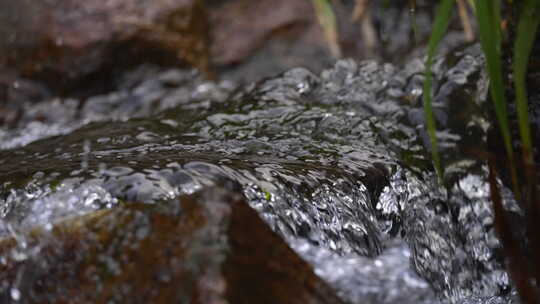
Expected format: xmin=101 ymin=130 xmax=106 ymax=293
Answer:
xmin=423 ymin=0 xmax=455 ymax=181
xmin=474 ymin=0 xmax=520 ymax=195
xmin=312 ymin=0 xmax=341 ymax=58
xmin=409 ymin=0 xmax=419 ymax=43
xmin=466 ymin=0 xmax=475 ymax=13
xmin=514 ymin=5 xmax=540 ymax=282
xmin=513 ymin=0 xmax=540 ymax=165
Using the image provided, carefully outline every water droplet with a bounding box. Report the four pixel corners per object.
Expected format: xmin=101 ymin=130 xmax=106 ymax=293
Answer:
xmin=296 ymin=81 xmax=310 ymax=94
xmin=10 ymin=287 xmax=21 ymax=301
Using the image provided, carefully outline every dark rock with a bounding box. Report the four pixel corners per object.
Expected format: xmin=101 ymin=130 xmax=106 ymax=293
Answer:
xmin=0 ymin=186 xmax=343 ymax=304
xmin=0 ymin=0 xmax=210 ymax=95
xmin=223 ymin=186 xmax=345 ymax=304
xmin=0 ymin=71 xmax=50 ymax=126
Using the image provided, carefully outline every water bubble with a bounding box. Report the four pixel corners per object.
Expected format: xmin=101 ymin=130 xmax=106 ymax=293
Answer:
xmin=296 ymin=81 xmax=311 ymax=95
xmin=10 ymin=287 xmax=21 ymax=301
xmin=81 ymin=140 xmax=91 ymax=170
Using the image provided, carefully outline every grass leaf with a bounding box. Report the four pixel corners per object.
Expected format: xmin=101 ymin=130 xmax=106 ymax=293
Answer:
xmin=409 ymin=0 xmax=419 ymax=43
xmin=513 ymin=0 xmax=540 ymax=165
xmin=513 ymin=0 xmax=540 ymax=289
xmin=423 ymin=0 xmax=455 ymax=181
xmin=312 ymin=0 xmax=342 ymax=58
xmin=474 ymin=0 xmax=520 ymax=196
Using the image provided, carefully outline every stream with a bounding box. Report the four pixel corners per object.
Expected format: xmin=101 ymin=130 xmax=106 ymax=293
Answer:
xmin=0 ymin=44 xmax=522 ymax=303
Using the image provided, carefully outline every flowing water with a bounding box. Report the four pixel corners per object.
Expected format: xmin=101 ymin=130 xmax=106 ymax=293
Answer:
xmin=0 ymin=45 xmax=522 ymax=303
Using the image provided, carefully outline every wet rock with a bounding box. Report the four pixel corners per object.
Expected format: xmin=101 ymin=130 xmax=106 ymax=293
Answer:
xmin=0 ymin=0 xmax=210 ymax=94
xmin=0 ymin=186 xmax=343 ymax=304
xmin=223 ymin=186 xmax=345 ymax=304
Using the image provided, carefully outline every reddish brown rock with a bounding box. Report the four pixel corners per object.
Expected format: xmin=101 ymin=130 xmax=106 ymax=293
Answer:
xmin=0 ymin=0 xmax=210 ymax=92
xmin=208 ymin=0 xmax=333 ymax=81
xmin=0 ymin=187 xmax=344 ymax=304
xmin=208 ymin=0 xmax=322 ymax=66
xmin=224 ymin=187 xmax=345 ymax=304
xmin=206 ymin=0 xmax=388 ymax=82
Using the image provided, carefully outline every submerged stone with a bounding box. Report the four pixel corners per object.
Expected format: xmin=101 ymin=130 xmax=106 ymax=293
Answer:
xmin=0 ymin=186 xmax=344 ymax=304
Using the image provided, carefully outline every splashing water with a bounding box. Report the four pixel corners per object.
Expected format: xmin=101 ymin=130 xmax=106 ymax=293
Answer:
xmin=0 ymin=46 xmax=520 ymax=303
